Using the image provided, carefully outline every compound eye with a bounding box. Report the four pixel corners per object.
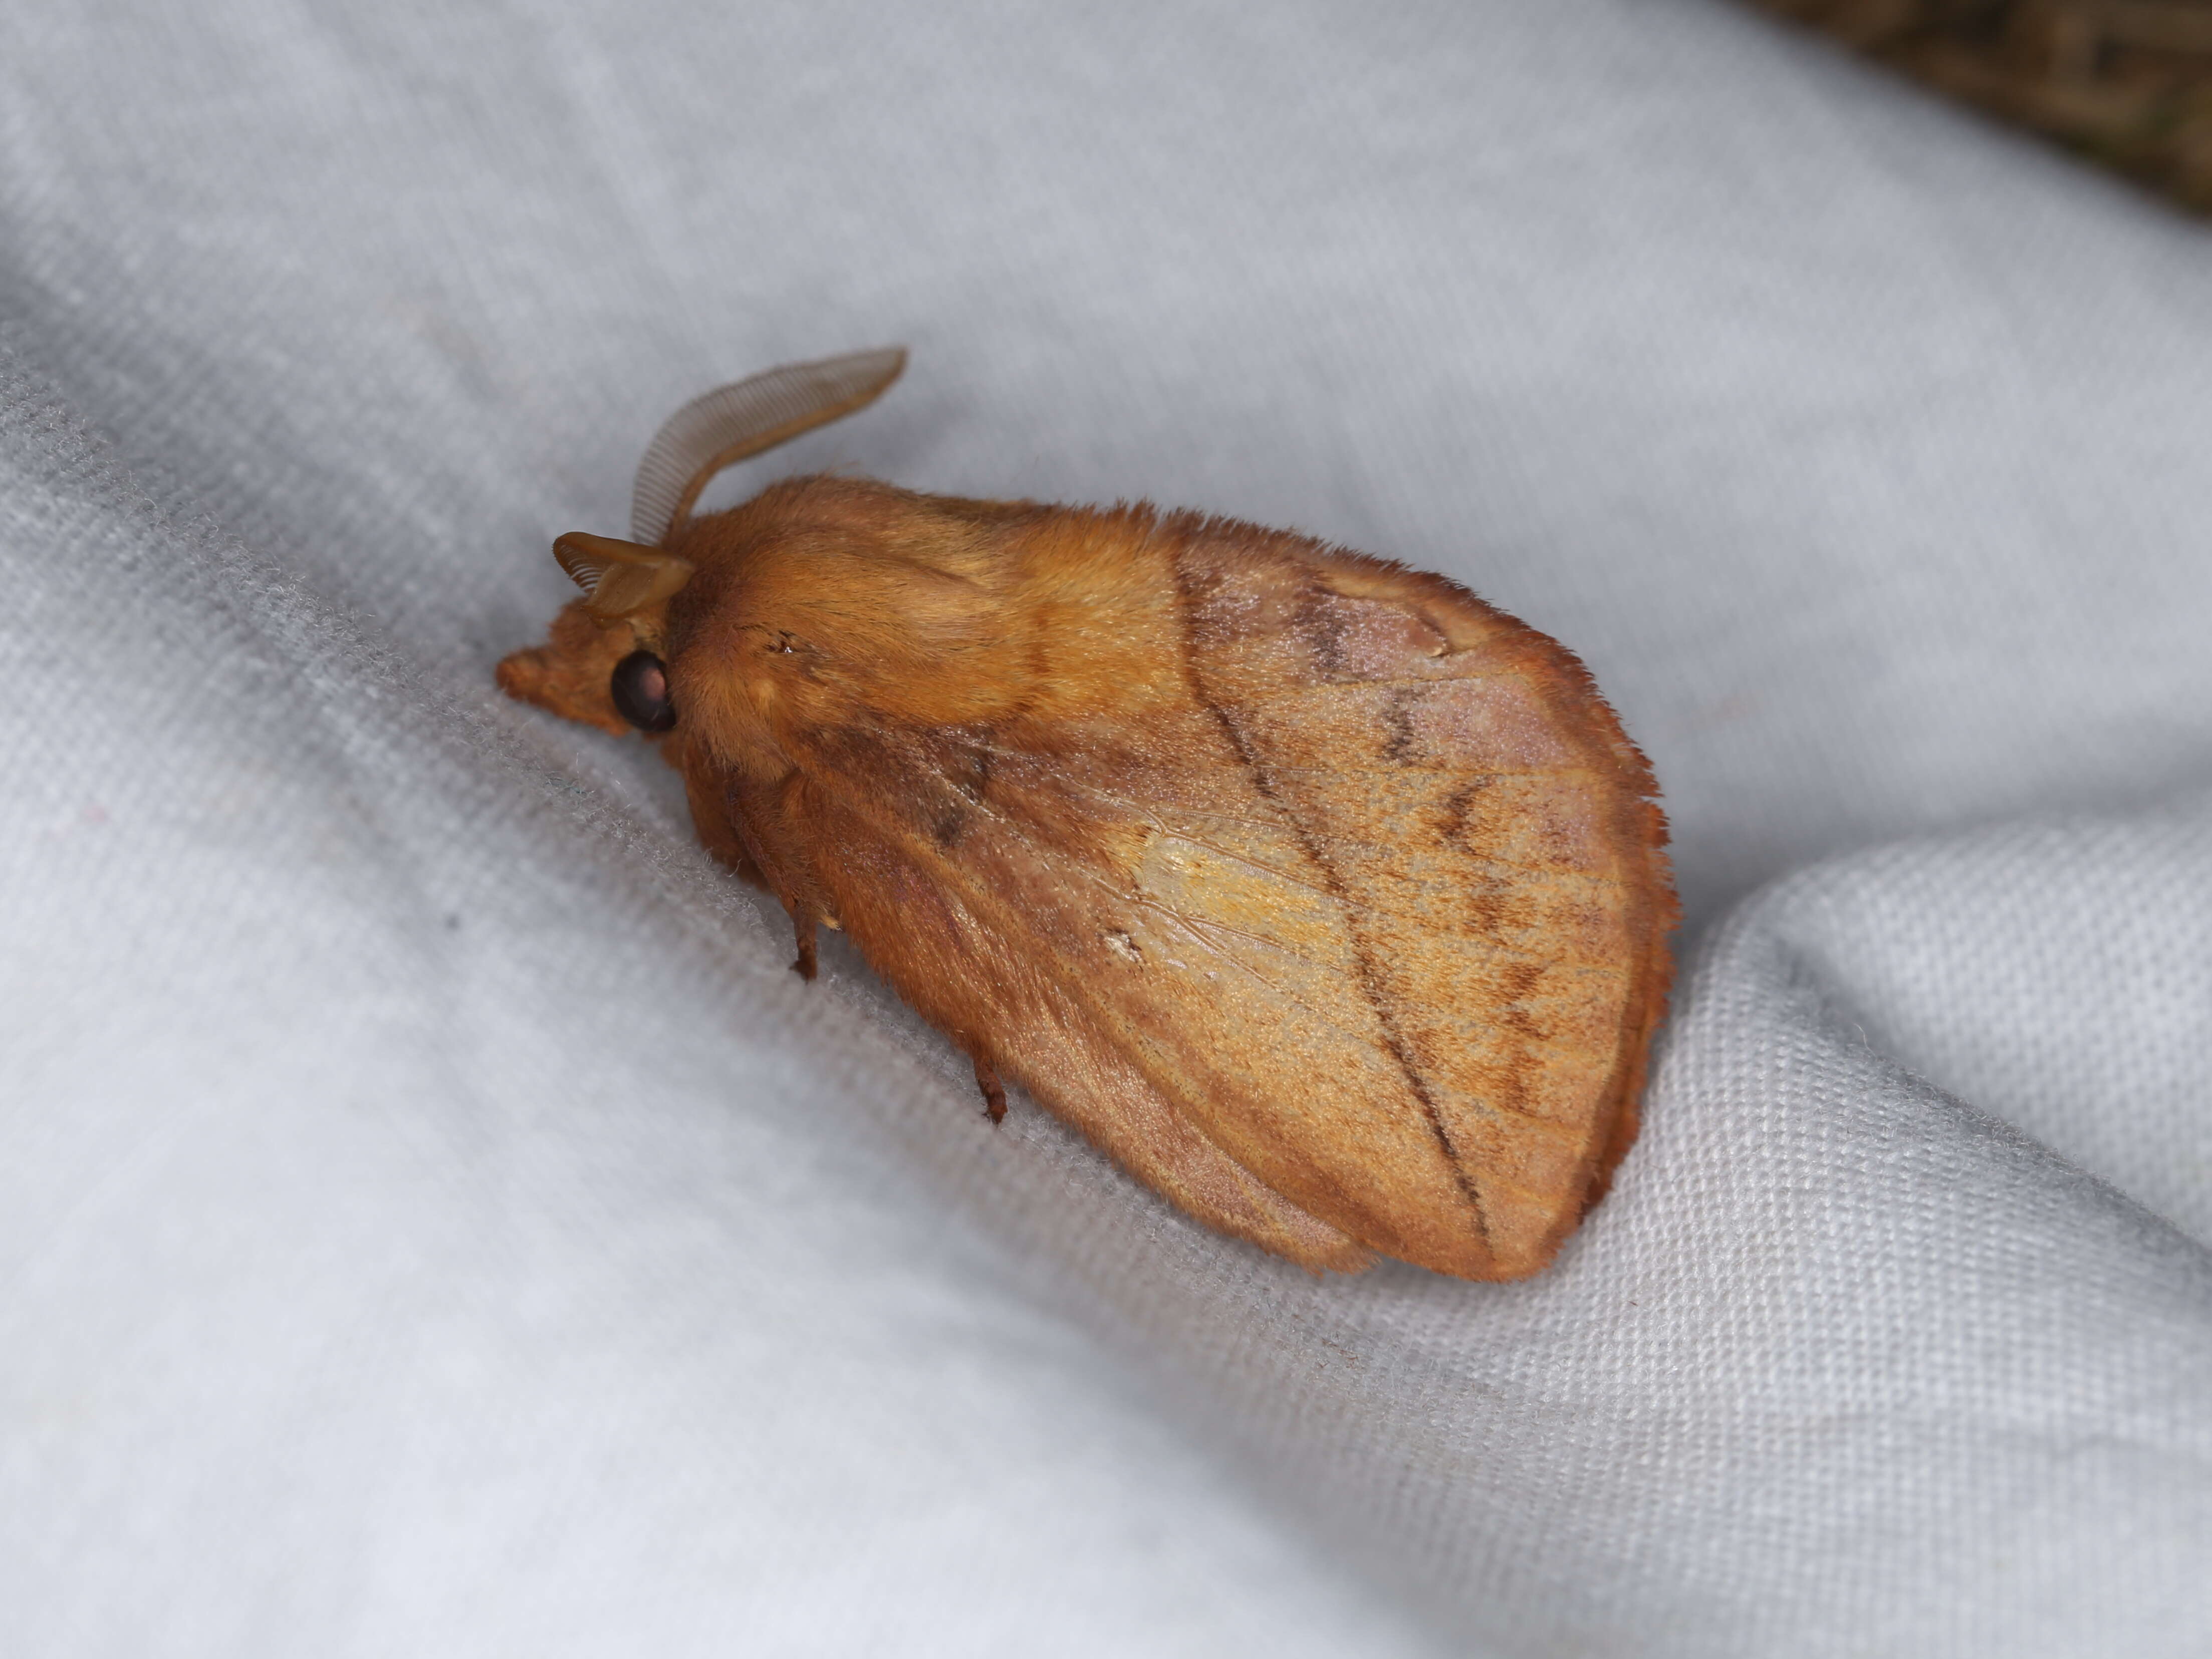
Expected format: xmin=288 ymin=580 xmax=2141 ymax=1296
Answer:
xmin=609 ymin=650 xmax=676 ymax=733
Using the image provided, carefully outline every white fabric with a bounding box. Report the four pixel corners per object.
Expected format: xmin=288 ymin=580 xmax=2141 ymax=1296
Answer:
xmin=6 ymin=0 xmax=2210 ymax=1651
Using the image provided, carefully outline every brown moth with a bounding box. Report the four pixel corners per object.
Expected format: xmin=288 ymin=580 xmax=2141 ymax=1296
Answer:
xmin=498 ymin=349 xmax=1675 ymax=1279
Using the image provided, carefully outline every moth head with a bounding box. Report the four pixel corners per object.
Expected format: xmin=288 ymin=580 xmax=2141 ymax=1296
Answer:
xmin=496 ymin=346 xmax=906 ymax=740
xmin=494 ymin=594 xmax=667 ymax=737
xmin=487 ymin=533 xmax=684 ymax=735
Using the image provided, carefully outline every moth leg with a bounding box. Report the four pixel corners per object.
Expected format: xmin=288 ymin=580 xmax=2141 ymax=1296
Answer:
xmin=723 ymin=780 xmax=824 ymax=981
xmin=971 ymin=1053 xmax=1008 ymax=1125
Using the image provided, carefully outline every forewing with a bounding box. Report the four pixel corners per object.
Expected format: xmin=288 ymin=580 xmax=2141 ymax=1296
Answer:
xmin=1163 ymin=529 xmax=1673 ymax=1275
xmin=793 ymin=524 xmax=1670 ymax=1280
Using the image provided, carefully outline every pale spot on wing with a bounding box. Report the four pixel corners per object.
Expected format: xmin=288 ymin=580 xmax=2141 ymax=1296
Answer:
xmin=1304 ymin=592 xmax=1451 ymax=681
xmin=1400 ymin=678 xmax=1582 ymax=770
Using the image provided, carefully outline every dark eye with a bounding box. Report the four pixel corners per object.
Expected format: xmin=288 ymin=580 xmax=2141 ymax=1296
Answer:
xmin=610 ymin=650 xmax=676 ymax=733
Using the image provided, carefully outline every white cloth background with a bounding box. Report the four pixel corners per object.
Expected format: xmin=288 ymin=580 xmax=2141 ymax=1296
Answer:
xmin=5 ymin=0 xmax=2210 ymax=1652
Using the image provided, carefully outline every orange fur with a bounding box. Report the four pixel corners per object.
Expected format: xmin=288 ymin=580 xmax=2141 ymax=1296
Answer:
xmin=501 ymin=475 xmax=1674 ymax=1279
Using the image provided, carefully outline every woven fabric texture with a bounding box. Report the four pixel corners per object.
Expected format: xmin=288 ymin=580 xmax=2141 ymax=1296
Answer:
xmin=4 ymin=1 xmax=2209 ymax=1653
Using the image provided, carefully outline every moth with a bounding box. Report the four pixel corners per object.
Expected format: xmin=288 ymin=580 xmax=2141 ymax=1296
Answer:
xmin=498 ymin=349 xmax=1674 ymax=1279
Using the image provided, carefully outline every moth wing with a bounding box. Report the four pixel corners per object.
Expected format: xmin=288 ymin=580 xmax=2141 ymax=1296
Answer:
xmin=1154 ymin=528 xmax=1674 ymax=1276
xmin=971 ymin=1017 xmax=1379 ymax=1275
xmin=796 ymin=525 xmax=1670 ymax=1280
